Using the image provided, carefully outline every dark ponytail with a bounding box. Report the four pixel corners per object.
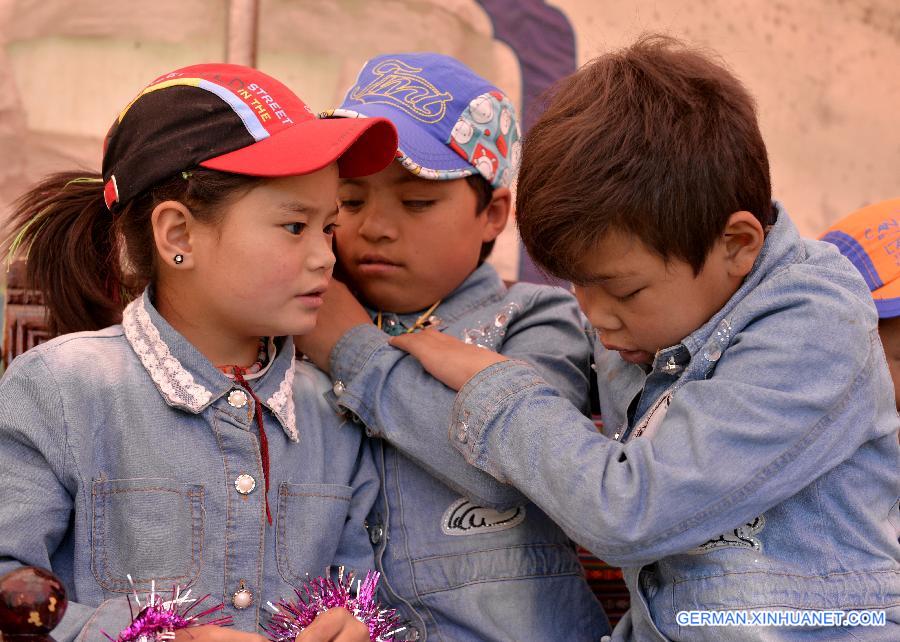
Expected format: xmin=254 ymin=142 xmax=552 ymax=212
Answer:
xmin=3 ymin=168 xmax=262 ymax=336
xmin=4 ymin=172 xmax=122 ymax=335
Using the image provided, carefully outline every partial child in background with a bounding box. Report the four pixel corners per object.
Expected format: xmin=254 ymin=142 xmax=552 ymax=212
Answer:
xmin=821 ymin=197 xmax=900 ymax=410
xmin=392 ymin=38 xmax=900 ymax=640
xmin=296 ymin=53 xmax=609 ymax=641
xmin=0 ymin=63 xmax=397 ymax=642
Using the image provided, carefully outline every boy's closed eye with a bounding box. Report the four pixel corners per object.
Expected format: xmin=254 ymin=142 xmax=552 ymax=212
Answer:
xmin=615 ymin=287 xmax=644 ymax=302
xmin=339 ymin=199 xmax=364 ymax=212
xmin=402 ymin=199 xmax=437 ymax=211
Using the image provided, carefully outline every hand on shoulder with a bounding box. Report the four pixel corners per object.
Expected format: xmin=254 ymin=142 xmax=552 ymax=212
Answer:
xmin=390 ymin=328 xmax=508 ymax=391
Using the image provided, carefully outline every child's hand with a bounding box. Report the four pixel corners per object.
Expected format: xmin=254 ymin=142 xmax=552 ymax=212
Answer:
xmin=173 ymin=625 xmax=268 ymax=641
xmin=390 ymin=329 xmax=508 ymax=391
xmin=295 ymin=280 xmax=371 ymax=372
xmin=294 ymin=607 xmax=368 ymax=641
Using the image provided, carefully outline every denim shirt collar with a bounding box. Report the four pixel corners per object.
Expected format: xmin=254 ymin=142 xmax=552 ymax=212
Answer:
xmin=122 ymin=289 xmax=298 ymax=441
xmin=650 ymin=201 xmax=801 ymax=375
xmin=368 ymin=262 xmax=507 ymax=328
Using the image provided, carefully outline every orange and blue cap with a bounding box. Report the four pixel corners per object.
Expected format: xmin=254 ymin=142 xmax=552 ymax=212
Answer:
xmin=821 ymin=198 xmax=900 ymax=318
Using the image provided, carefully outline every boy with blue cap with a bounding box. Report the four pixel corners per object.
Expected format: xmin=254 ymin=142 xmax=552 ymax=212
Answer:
xmin=297 ymin=53 xmax=609 ymax=641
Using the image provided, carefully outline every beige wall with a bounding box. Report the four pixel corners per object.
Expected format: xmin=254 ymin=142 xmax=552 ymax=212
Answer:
xmin=556 ymin=0 xmax=900 ymax=237
xmin=1 ymin=0 xmax=897 ymax=280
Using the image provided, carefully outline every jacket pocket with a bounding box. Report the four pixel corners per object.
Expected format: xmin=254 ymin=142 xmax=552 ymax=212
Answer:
xmin=276 ymin=482 xmax=353 ymax=586
xmin=91 ymin=477 xmax=204 ymax=593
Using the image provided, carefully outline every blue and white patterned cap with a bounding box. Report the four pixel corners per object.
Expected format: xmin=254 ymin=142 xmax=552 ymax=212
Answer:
xmin=322 ymin=53 xmax=521 ymax=189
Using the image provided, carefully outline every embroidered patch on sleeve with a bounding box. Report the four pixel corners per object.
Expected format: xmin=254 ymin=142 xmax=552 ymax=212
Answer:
xmin=688 ymin=515 xmax=766 ymax=554
xmin=460 ymin=302 xmax=521 ymax=350
xmin=630 ymin=391 xmax=673 ymax=440
xmin=441 ymin=498 xmax=526 ymax=536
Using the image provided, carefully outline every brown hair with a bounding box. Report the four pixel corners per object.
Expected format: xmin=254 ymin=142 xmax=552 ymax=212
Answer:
xmin=516 ymin=35 xmax=773 ymax=281
xmin=466 ymin=174 xmax=496 ymax=263
xmin=3 ymin=169 xmax=262 ymax=336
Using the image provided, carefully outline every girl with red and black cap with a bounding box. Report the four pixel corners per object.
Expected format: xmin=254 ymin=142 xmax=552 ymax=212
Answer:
xmin=0 ymin=64 xmax=397 ymax=642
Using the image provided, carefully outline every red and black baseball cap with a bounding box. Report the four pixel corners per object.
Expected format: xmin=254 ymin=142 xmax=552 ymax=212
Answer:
xmin=102 ymin=63 xmax=398 ymax=212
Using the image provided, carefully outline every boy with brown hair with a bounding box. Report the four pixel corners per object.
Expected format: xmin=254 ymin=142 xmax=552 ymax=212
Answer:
xmin=393 ymin=36 xmax=900 ymax=640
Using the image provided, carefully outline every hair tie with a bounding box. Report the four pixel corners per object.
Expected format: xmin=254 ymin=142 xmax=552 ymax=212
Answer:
xmin=63 ymin=177 xmax=104 ymax=187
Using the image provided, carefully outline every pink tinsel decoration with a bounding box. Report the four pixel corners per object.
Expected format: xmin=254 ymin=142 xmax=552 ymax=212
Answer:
xmin=102 ymin=579 xmax=232 ymax=642
xmin=264 ymin=568 xmax=405 ymax=642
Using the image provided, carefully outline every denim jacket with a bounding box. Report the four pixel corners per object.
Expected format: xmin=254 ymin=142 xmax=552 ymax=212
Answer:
xmin=444 ymin=207 xmax=900 ymax=640
xmin=0 ymin=290 xmax=378 ymax=641
xmin=327 ymin=263 xmax=610 ymax=641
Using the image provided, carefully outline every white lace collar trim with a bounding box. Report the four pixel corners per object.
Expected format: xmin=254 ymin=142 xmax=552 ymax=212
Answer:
xmin=123 ymin=296 xmax=213 ymax=412
xmin=122 ymin=296 xmax=298 ymax=441
xmin=266 ymin=351 xmax=298 ymax=442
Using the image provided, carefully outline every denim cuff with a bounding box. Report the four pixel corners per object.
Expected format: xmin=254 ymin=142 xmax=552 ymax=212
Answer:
xmin=450 ymin=360 xmax=546 ymax=477
xmin=330 ymin=323 xmax=389 ymax=383
xmin=328 ymin=324 xmax=390 ymax=436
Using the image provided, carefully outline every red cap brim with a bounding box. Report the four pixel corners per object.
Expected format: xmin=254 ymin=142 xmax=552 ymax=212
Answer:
xmin=199 ymin=116 xmax=397 ymax=179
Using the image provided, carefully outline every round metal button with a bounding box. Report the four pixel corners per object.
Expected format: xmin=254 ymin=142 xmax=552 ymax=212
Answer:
xmin=369 ymin=524 xmax=384 ymax=545
xmin=227 ymin=389 xmax=248 ymax=408
xmin=332 ymin=380 xmax=346 ymax=397
xmin=234 ymin=474 xmax=256 ymax=495
xmin=232 ymin=587 xmax=253 ymax=609
xmin=455 ymin=421 xmax=468 ymax=443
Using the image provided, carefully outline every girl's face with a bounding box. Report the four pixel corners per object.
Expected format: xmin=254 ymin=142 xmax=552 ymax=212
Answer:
xmin=185 ymin=164 xmax=339 ymax=340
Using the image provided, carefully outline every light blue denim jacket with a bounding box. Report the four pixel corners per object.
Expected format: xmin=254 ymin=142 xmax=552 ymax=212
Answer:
xmin=0 ymin=290 xmax=378 ymax=641
xmin=443 ymin=207 xmax=900 ymax=640
xmin=326 ymin=263 xmax=610 ymax=641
